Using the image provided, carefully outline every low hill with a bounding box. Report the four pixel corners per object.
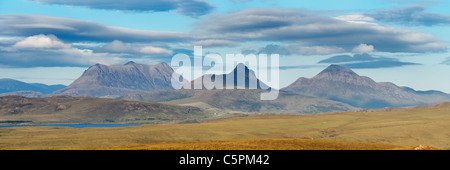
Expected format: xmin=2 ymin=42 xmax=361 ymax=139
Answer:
xmin=0 ymin=78 xmax=66 ymax=94
xmin=120 ymin=89 xmax=357 ymax=114
xmin=0 ymin=95 xmax=213 ymax=124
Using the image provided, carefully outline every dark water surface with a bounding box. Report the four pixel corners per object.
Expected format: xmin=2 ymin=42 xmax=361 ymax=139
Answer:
xmin=0 ymin=124 xmax=142 ymax=128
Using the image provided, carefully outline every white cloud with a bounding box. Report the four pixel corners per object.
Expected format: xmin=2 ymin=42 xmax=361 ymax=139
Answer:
xmin=192 ymin=39 xmax=239 ymax=47
xmin=94 ymin=40 xmax=173 ymax=56
xmin=294 ymin=46 xmax=346 ymax=55
xmin=139 ymin=46 xmax=173 ymax=55
xmin=333 ymin=14 xmax=375 ymax=24
xmin=13 ymin=34 xmax=71 ymax=49
xmin=352 ymin=44 xmax=374 ymax=53
xmin=96 ymin=40 xmax=134 ymax=53
xmin=0 ymin=14 xmax=191 ymax=43
xmin=0 ymin=35 xmax=129 ymax=67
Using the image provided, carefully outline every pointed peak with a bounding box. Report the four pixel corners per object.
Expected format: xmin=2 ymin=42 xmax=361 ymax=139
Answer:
xmin=236 ymin=63 xmax=246 ymax=67
xmin=89 ymin=63 xmax=103 ymax=69
xmin=124 ymin=61 xmax=136 ymax=65
xmin=318 ymin=64 xmax=356 ymax=75
xmin=233 ymin=63 xmax=250 ymax=71
xmin=312 ymin=64 xmax=360 ymax=80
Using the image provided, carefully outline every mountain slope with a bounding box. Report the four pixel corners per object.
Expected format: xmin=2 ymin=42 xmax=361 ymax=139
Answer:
xmin=51 ymin=62 xmax=180 ymax=98
xmin=0 ymin=78 xmax=66 ymax=94
xmin=282 ymin=65 xmax=450 ymax=108
xmin=0 ymin=95 xmax=212 ymax=124
xmin=120 ymin=89 xmax=357 ymax=114
xmin=121 ymin=64 xmax=356 ymax=114
xmin=185 ymin=63 xmax=271 ymax=90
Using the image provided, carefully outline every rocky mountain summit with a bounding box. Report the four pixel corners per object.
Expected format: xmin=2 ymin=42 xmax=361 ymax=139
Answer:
xmin=51 ymin=62 xmax=179 ymax=98
xmin=282 ymin=65 xmax=450 ymax=108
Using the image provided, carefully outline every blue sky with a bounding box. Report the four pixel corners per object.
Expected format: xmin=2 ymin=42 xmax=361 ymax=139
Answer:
xmin=0 ymin=0 xmax=450 ymax=93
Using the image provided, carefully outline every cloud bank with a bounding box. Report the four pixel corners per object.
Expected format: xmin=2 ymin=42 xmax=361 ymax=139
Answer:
xmin=30 ymin=0 xmax=215 ymax=17
xmin=367 ymin=5 xmax=450 ymax=26
xmin=195 ymin=8 xmax=447 ymax=53
xmin=0 ymin=14 xmax=191 ymax=43
xmin=94 ymin=40 xmax=173 ymax=56
xmin=0 ymin=7 xmax=449 ymax=68
xmin=0 ymin=34 xmax=171 ymax=67
xmin=318 ymin=53 xmax=420 ymax=69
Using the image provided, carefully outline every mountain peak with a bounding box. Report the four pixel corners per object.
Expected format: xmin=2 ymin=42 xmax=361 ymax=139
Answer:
xmin=232 ymin=63 xmax=250 ymax=72
xmin=124 ymin=61 xmax=136 ymax=65
xmin=186 ymin=63 xmax=270 ymax=90
xmin=313 ymin=64 xmax=359 ymax=79
xmin=52 ymin=62 xmax=177 ymax=97
xmin=318 ymin=64 xmax=356 ymax=75
xmin=236 ymin=63 xmax=246 ymax=68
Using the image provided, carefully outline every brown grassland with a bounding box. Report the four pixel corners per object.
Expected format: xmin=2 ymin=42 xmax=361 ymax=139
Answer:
xmin=1 ymin=102 xmax=449 ymax=150
xmin=69 ymin=139 xmax=406 ymax=150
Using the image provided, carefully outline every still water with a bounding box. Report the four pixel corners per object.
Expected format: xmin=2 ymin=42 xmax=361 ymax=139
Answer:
xmin=0 ymin=124 xmax=142 ymax=128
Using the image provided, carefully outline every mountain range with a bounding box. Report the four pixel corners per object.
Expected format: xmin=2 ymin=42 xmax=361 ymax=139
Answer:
xmin=120 ymin=89 xmax=357 ymax=114
xmin=281 ymin=64 xmax=450 ymax=108
xmin=0 ymin=78 xmax=66 ymax=97
xmin=121 ymin=64 xmax=357 ymax=114
xmin=1 ymin=62 xmax=449 ymax=113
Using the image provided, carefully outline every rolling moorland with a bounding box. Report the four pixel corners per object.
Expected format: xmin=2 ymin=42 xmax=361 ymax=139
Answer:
xmin=0 ymin=95 xmax=218 ymax=124
xmin=1 ymin=102 xmax=449 ymax=150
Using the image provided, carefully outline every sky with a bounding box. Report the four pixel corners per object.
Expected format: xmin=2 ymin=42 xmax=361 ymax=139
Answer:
xmin=0 ymin=0 xmax=450 ymax=93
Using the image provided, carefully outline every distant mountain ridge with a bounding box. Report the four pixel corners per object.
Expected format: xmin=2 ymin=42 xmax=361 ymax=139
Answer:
xmin=0 ymin=78 xmax=66 ymax=95
xmin=282 ymin=64 xmax=450 ymax=108
xmin=51 ymin=62 xmax=180 ymax=98
xmin=185 ymin=63 xmax=271 ymax=90
xmin=121 ymin=64 xmax=357 ymax=114
xmin=3 ymin=63 xmax=449 ymax=110
xmin=120 ymin=89 xmax=357 ymax=114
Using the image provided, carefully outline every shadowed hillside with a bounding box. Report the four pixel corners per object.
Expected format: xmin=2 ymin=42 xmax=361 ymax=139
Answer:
xmin=0 ymin=95 xmax=213 ymax=124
